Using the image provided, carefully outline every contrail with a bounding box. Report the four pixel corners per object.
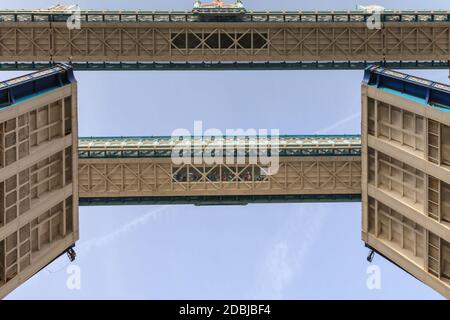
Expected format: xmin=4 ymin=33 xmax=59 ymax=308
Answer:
xmin=46 ymin=206 xmax=171 ymax=273
xmin=76 ymin=206 xmax=170 ymax=258
xmin=314 ymin=112 xmax=360 ymax=134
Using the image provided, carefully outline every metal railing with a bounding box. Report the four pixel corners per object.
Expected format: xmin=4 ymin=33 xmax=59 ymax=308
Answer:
xmin=78 ymin=135 xmax=362 ymax=158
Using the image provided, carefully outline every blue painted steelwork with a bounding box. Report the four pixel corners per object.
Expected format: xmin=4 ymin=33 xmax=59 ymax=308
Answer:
xmin=0 ymin=61 xmax=449 ymax=71
xmin=79 ymin=194 xmax=362 ymax=206
xmin=0 ymin=63 xmax=76 ymax=108
xmin=78 ymin=147 xmax=361 ymax=158
xmin=78 ymin=135 xmax=362 ymax=158
xmin=363 ymin=65 xmax=450 ymax=110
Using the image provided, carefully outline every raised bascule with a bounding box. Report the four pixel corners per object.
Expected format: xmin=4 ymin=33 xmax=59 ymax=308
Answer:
xmin=0 ymin=2 xmax=449 ymax=299
xmin=361 ymin=66 xmax=450 ymax=297
xmin=0 ymin=64 xmax=79 ymax=298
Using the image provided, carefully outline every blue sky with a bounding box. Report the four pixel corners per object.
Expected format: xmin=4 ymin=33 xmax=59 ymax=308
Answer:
xmin=2 ymin=0 xmax=450 ymax=300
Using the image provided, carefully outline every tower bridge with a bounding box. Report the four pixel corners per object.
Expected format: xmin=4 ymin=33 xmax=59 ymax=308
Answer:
xmin=0 ymin=2 xmax=449 ymax=299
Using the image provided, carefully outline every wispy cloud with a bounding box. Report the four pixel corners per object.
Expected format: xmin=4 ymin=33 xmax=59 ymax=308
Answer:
xmin=252 ymin=110 xmax=359 ymax=299
xmin=254 ymin=240 xmax=292 ymax=299
xmin=252 ymin=208 xmax=325 ymax=299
